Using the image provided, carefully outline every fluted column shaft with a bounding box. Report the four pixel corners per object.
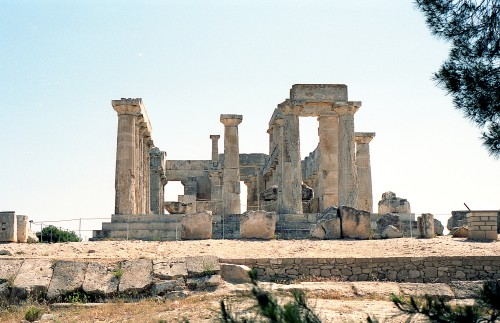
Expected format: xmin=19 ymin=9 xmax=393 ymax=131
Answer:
xmin=355 ymin=132 xmax=375 ymax=212
xmin=317 ymin=115 xmax=339 ymax=211
xmin=220 ymin=114 xmax=243 ymax=214
xmin=334 ymin=105 xmax=359 ymax=208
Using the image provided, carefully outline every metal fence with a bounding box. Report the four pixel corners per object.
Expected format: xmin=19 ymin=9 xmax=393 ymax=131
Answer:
xmin=30 ymin=217 xmax=111 ymax=242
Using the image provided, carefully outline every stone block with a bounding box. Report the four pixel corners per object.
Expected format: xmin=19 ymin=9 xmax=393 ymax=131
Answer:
xmin=152 ymin=278 xmax=185 ymax=296
xmin=164 ymin=202 xmax=191 ymax=214
xmin=434 ymin=219 xmax=444 ymax=236
xmin=16 ymin=215 xmax=29 ymax=243
xmin=376 ymin=213 xmax=400 ymax=234
xmin=0 ymin=211 xmax=17 ymax=242
xmin=118 ymin=259 xmax=153 ymax=293
xmin=311 ymin=211 xmax=341 ymax=239
xmin=186 ymin=274 xmax=220 ymax=289
xmin=186 ymin=256 xmax=220 ymax=277
xmin=377 ymin=192 xmax=411 ymax=214
xmin=448 ymin=281 xmax=485 ymax=299
xmin=290 ymin=84 xmax=348 ymax=103
xmin=13 ymin=259 xmax=53 ymax=299
xmin=0 ymin=259 xmax=23 ymax=282
xmin=417 ymin=213 xmax=435 ymax=238
xmin=82 ymin=262 xmax=119 ymax=296
xmin=220 ymin=263 xmax=252 ymax=283
xmin=47 ymin=261 xmax=88 ymax=300
xmin=240 ymin=211 xmax=276 ymax=240
xmin=340 ymin=206 xmax=371 ymax=239
xmin=381 ymin=225 xmax=403 ymax=239
xmin=452 ymin=226 xmax=468 ymax=238
xmin=153 ymin=258 xmax=188 ymax=280
xmin=181 ymin=211 xmax=212 ymax=240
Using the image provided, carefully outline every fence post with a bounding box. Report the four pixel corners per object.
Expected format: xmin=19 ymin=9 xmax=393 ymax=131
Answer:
xmin=79 ymin=218 xmax=82 ymax=240
xmin=40 ymin=223 xmax=43 ymax=243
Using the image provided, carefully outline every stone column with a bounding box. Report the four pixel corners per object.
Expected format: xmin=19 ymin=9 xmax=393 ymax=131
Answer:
xmin=209 ymin=135 xmax=220 ymax=161
xmin=112 ymin=101 xmax=141 ymax=215
xmin=355 ymin=132 xmax=375 ymax=212
xmin=220 ymin=114 xmax=243 ymax=214
xmin=149 ymin=147 xmax=166 ymax=214
xmin=333 ymin=104 xmax=360 ymax=208
xmin=279 ymin=102 xmax=303 ymax=214
xmin=317 ymin=114 xmax=339 ymax=211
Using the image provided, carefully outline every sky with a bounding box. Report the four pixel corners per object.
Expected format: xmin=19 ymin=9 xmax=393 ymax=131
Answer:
xmin=1 ymin=0 xmax=498 ymax=240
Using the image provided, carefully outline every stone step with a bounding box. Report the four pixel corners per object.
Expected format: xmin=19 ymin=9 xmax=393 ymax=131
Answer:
xmin=92 ymin=229 xmax=180 ymax=241
xmin=102 ymin=222 xmax=181 ymax=231
xmin=111 ymin=214 xmax=182 ymax=223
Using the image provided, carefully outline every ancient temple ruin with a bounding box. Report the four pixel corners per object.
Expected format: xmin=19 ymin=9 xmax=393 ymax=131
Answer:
xmin=93 ymin=84 xmax=377 ymax=240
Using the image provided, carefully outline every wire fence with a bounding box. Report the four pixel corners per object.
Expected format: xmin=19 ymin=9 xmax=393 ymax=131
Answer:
xmin=30 ymin=217 xmax=111 ymax=242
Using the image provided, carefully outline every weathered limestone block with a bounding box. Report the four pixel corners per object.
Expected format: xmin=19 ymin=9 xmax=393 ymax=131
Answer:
xmin=301 ymin=183 xmax=314 ymax=200
xmin=186 ymin=256 xmax=220 ymax=277
xmin=452 ymin=226 xmax=469 ymax=238
xmin=417 ymin=213 xmax=435 ymax=238
xmin=118 ymin=259 xmax=153 ymax=293
xmin=378 ymin=192 xmax=411 ymax=214
xmin=178 ymin=195 xmax=196 ymax=214
xmin=152 ymin=278 xmax=185 ymax=295
xmin=260 ymin=185 xmax=278 ymax=201
xmin=340 ymin=206 xmax=371 ymax=239
xmin=181 ymin=211 xmax=212 ymax=240
xmin=220 ymin=263 xmax=252 ymax=283
xmin=434 ymin=219 xmax=444 ymax=236
xmin=186 ymin=275 xmax=221 ymax=289
xmin=153 ymin=258 xmax=188 ymax=280
xmin=0 ymin=211 xmax=17 ymax=242
xmin=376 ymin=213 xmax=401 ymax=234
xmin=13 ymin=259 xmax=53 ymax=299
xmin=47 ymin=261 xmax=88 ymax=300
xmin=381 ymin=225 xmax=403 ymax=239
xmin=164 ymin=202 xmax=191 ymax=214
xmin=82 ymin=262 xmax=119 ymax=296
xmin=311 ymin=211 xmax=341 ymax=240
xmin=447 ymin=210 xmax=468 ymax=231
xmin=27 ymin=229 xmax=39 ymax=243
xmin=240 ymin=211 xmax=276 ymax=240
xmin=16 ymin=215 xmax=28 ymax=243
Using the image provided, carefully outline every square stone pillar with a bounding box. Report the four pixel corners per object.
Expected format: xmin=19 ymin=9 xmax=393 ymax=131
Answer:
xmin=467 ymin=211 xmax=498 ymax=240
xmin=220 ymin=114 xmax=243 ymax=214
xmin=355 ymin=132 xmax=375 ymax=213
xmin=279 ymin=101 xmax=303 ymax=214
xmin=209 ymin=135 xmax=220 ymax=161
xmin=317 ymin=114 xmax=339 ymax=211
xmin=333 ymin=103 xmax=360 ymax=208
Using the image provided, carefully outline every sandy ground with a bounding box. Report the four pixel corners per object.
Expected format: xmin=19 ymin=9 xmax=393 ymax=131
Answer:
xmin=0 ymin=235 xmax=498 ymax=260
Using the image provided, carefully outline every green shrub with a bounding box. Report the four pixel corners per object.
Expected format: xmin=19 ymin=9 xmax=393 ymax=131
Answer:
xmin=36 ymin=225 xmax=80 ymax=243
xmin=25 ymin=306 xmax=42 ymax=322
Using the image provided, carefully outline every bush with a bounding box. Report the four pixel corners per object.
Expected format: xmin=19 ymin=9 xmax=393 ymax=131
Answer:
xmin=36 ymin=225 xmax=80 ymax=243
xmin=25 ymin=306 xmax=42 ymax=322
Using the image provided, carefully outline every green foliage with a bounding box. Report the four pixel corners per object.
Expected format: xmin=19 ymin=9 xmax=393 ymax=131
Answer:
xmin=368 ymin=280 xmax=500 ymax=322
xmin=415 ymin=0 xmax=500 ymax=156
xmin=37 ymin=225 xmax=81 ymax=243
xmin=24 ymin=306 xmax=42 ymax=322
xmin=219 ymin=269 xmax=322 ymax=323
xmin=113 ymin=268 xmax=124 ymax=279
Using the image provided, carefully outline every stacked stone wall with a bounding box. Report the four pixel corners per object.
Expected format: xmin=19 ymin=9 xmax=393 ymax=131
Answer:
xmin=220 ymin=256 xmax=500 ymax=283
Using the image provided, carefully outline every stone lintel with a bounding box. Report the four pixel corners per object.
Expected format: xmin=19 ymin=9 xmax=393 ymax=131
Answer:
xmin=220 ymin=114 xmax=243 ymax=127
xmin=355 ymin=132 xmax=376 ymax=144
xmin=290 ymin=84 xmax=348 ymax=102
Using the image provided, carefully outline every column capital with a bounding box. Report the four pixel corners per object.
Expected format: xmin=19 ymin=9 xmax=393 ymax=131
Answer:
xmin=209 ymin=134 xmax=220 ymax=140
xmin=332 ymin=102 xmax=360 ymax=116
xmin=355 ymin=132 xmax=376 ymax=144
xmin=112 ymin=98 xmax=143 ymax=115
xmin=220 ymin=114 xmax=243 ymax=127
xmin=279 ymin=100 xmax=303 ymax=115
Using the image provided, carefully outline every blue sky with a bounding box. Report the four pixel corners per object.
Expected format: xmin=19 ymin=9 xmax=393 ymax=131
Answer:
xmin=1 ymin=1 xmax=498 ymax=239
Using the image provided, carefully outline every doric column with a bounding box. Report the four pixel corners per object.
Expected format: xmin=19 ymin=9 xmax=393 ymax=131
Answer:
xmin=333 ymin=103 xmax=360 ymax=208
xmin=209 ymin=135 xmax=220 ymax=161
xmin=317 ymin=114 xmax=339 ymax=211
xmin=279 ymin=101 xmax=303 ymax=214
xmin=220 ymin=114 xmax=243 ymax=214
xmin=112 ymin=100 xmax=141 ymax=215
xmin=274 ymin=118 xmax=284 ymax=206
xmin=355 ymin=132 xmax=375 ymax=212
xmin=149 ymin=147 xmax=166 ymax=214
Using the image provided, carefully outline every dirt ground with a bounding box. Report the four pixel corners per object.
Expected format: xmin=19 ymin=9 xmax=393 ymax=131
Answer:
xmin=0 ymin=235 xmax=498 ymax=260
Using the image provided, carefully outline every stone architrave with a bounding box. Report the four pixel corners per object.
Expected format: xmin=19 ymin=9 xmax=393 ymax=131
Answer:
xmin=181 ymin=211 xmax=213 ymax=240
xmin=355 ymin=132 xmax=375 ymax=212
xmin=209 ymin=135 xmax=220 ymax=161
xmin=220 ymin=114 xmax=243 ymax=215
xmin=333 ymin=103 xmax=360 ymax=208
xmin=340 ymin=206 xmax=371 ymax=239
xmin=317 ymin=114 xmax=339 ymax=211
xmin=417 ymin=213 xmax=435 ymax=238
xmin=240 ymin=211 xmax=276 ymax=239
xmin=0 ymin=211 xmax=17 ymax=242
xmin=279 ymin=101 xmax=303 ymax=214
